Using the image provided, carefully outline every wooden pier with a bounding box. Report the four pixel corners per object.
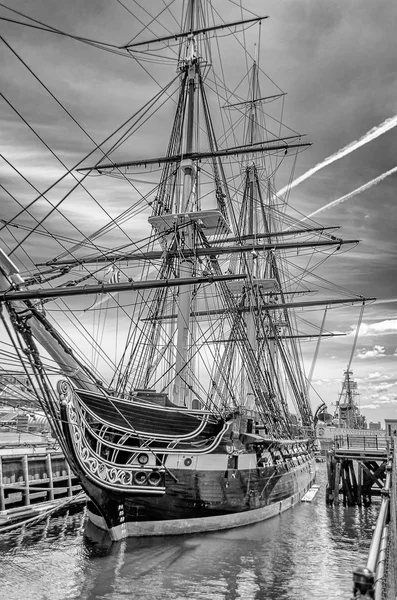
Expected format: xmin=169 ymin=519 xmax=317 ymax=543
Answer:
xmin=0 ymin=437 xmax=82 ymax=519
xmin=326 ymin=435 xmax=390 ymax=506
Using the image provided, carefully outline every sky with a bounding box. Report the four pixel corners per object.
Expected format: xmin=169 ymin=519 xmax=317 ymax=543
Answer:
xmin=1 ymin=0 xmax=397 ymax=427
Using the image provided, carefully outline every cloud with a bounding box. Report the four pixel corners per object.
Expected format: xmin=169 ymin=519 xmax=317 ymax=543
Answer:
xmin=369 ymin=383 xmax=395 ymax=392
xmin=360 ymin=404 xmax=378 ymax=410
xmin=359 ymin=392 xmax=397 ymax=405
xmin=356 ymin=345 xmax=386 ymax=360
xmin=349 ymin=319 xmax=397 ymax=337
xmin=378 ymin=396 xmax=397 ymax=403
xmin=313 ymin=379 xmax=332 ymax=386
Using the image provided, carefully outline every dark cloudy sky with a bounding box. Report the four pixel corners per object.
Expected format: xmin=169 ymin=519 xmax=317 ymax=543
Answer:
xmin=1 ymin=0 xmax=397 ymax=426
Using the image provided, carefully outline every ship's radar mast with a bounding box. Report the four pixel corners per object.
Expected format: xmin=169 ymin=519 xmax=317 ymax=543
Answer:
xmin=333 ymin=370 xmax=366 ymax=429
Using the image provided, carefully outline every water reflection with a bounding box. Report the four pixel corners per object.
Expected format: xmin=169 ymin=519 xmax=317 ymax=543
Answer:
xmin=0 ymin=465 xmax=378 ymax=600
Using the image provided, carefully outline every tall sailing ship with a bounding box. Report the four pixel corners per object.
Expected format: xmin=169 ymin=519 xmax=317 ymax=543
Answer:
xmin=0 ymin=1 xmax=374 ymax=539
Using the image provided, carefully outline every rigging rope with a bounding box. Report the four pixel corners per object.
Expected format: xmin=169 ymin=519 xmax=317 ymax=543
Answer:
xmin=307 ymin=306 xmax=328 ymax=389
xmin=346 ymin=301 xmax=365 ymax=373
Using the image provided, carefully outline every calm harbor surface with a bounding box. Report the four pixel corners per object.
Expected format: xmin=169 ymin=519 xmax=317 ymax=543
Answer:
xmin=1 ymin=465 xmax=378 ymax=600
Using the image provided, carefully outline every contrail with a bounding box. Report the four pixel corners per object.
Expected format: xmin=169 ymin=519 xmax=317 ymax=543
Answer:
xmin=279 ymin=114 xmax=397 ymax=195
xmin=302 ymin=165 xmax=397 ymax=222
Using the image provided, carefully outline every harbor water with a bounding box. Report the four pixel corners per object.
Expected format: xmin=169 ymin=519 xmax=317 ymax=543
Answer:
xmin=0 ymin=465 xmax=379 ymax=600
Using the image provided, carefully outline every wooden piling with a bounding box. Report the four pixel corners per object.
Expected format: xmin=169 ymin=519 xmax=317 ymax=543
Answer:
xmin=343 ymin=461 xmax=354 ymax=506
xmin=46 ymin=453 xmax=54 ymax=501
xmin=326 ymin=452 xmax=335 ymax=504
xmin=349 ymin=461 xmax=358 ymax=505
xmin=334 ymin=461 xmax=341 ymax=506
xmin=357 ymin=462 xmax=362 ymax=507
xmin=22 ymin=455 xmax=30 ymax=506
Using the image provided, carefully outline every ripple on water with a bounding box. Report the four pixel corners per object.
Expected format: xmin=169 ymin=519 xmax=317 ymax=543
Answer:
xmin=0 ymin=465 xmax=379 ymax=600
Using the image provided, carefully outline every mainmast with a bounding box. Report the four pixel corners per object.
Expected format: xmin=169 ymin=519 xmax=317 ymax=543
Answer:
xmin=173 ymin=0 xmax=198 ymax=406
xmin=243 ymin=59 xmax=262 ymax=407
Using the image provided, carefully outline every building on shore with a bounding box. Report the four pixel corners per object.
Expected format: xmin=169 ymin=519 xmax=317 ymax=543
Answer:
xmin=384 ymin=419 xmax=397 ymax=436
xmin=369 ymin=422 xmax=382 ymax=431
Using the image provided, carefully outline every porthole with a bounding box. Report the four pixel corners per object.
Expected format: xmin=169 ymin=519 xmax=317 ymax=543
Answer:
xmin=133 ymin=471 xmax=148 ymax=485
xmin=138 ymin=452 xmax=149 ymax=465
xmin=148 ymin=471 xmax=162 ymax=486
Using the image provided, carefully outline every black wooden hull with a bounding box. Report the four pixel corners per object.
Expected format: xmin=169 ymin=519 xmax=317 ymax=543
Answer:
xmin=68 ymin=452 xmax=315 ymax=540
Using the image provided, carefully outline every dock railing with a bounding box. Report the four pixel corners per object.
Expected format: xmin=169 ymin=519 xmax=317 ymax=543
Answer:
xmin=351 ymin=439 xmax=395 ymax=599
xmin=385 ymin=448 xmax=397 ymax=599
xmin=336 ymin=435 xmax=389 ymax=452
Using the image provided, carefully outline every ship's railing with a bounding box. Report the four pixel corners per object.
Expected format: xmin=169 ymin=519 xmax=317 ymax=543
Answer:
xmin=335 ymin=435 xmax=390 ymax=452
xmin=350 ymin=440 xmax=395 ymax=599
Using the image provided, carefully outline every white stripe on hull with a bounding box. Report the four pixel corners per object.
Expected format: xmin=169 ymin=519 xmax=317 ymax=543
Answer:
xmin=87 ymin=459 xmax=316 ymax=540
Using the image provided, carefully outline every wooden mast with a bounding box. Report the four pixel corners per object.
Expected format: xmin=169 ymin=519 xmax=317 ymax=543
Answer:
xmin=244 ymin=59 xmax=261 ymax=410
xmin=174 ymin=0 xmax=197 ymax=406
